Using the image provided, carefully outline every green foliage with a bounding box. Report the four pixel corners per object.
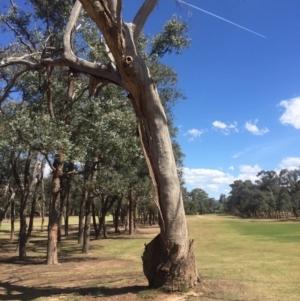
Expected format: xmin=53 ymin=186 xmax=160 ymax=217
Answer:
xmin=183 ymin=187 xmax=216 ymax=215
xmin=0 ymin=1 xmax=191 ymax=233
xmin=151 ymin=16 xmax=190 ymax=58
xmin=225 ymin=168 xmax=300 ymax=218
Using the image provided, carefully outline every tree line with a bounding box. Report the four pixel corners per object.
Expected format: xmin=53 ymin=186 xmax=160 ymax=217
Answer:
xmin=221 ymin=169 xmax=300 ymax=218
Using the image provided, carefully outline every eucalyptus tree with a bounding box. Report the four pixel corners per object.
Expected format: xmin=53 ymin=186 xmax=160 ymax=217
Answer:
xmin=279 ymin=169 xmax=300 ymax=218
xmin=0 ymin=0 xmax=199 ymax=289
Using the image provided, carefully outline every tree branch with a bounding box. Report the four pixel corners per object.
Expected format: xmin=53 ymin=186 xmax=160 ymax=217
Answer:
xmin=133 ymin=0 xmax=159 ymax=39
xmin=0 ymin=67 xmax=37 ymax=106
xmin=107 ymin=0 xmax=122 ymax=33
xmin=0 ymin=16 xmax=34 ymax=54
xmin=64 ymin=0 xmax=124 ymax=87
xmin=0 ymin=55 xmax=41 ymax=68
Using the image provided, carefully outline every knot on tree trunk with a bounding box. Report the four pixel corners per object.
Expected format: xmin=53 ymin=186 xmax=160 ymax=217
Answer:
xmin=124 ymin=56 xmax=133 ymax=65
xmin=142 ymin=234 xmax=201 ymax=292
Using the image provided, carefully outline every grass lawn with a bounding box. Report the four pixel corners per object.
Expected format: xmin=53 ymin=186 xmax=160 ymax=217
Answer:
xmin=0 ymin=215 xmax=299 ymax=300
xmin=190 ymin=215 xmax=300 ymax=300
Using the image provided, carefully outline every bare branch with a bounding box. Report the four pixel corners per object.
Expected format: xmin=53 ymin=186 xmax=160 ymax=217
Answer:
xmin=0 ymin=54 xmax=42 ymax=68
xmin=46 ymin=67 xmax=55 ymax=119
xmin=133 ymin=0 xmax=159 ymax=38
xmin=107 ymin=0 xmax=122 ymax=33
xmin=64 ymin=0 xmax=124 ymax=87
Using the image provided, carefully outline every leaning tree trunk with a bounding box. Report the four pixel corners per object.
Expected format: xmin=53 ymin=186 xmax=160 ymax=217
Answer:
xmin=117 ymin=27 xmax=200 ymax=290
xmin=65 ymin=0 xmax=199 ymax=290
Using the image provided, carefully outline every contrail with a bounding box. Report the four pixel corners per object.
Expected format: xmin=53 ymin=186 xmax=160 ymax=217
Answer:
xmin=178 ymin=0 xmax=267 ymax=38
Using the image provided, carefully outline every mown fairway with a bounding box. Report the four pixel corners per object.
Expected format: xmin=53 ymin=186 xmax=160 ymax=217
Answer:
xmin=190 ymin=215 xmax=300 ymax=300
xmin=0 ymin=215 xmax=299 ymax=300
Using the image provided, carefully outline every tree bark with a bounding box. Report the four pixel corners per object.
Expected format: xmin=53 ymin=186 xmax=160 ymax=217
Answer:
xmin=46 ymin=151 xmax=64 ymax=264
xmin=78 ymin=189 xmax=88 ymax=244
xmin=26 ymin=192 xmax=37 ymax=243
xmin=10 ymin=191 xmax=15 ymax=241
xmin=114 ymin=198 xmax=122 ymax=233
xmin=64 ymin=188 xmax=70 ymax=237
xmin=128 ymin=190 xmax=136 ymax=235
xmin=91 ymin=199 xmax=98 ymax=235
xmin=82 ymin=195 xmax=92 ymax=253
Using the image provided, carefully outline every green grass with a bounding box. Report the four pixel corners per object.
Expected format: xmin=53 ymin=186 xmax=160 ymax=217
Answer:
xmin=228 ymin=219 xmax=300 ymax=243
xmin=1 ymin=214 xmax=300 ymax=300
xmin=188 ymin=215 xmax=300 ymax=300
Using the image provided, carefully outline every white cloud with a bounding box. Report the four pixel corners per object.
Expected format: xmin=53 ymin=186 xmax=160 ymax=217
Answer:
xmin=232 ymin=152 xmax=243 ymax=159
xmin=279 ymin=157 xmax=300 ymax=170
xmin=229 ymin=166 xmax=234 ymax=170
xmin=279 ymin=97 xmax=300 ymax=129
xmin=185 ymin=128 xmax=203 ymax=141
xmin=212 ymin=120 xmax=238 ymax=135
xmin=212 ymin=120 xmax=227 ymax=129
xmin=239 ymin=164 xmax=261 ymax=174
xmin=245 ymin=120 xmax=269 ymax=135
xmin=183 ymin=167 xmax=235 ymax=193
xmin=183 ymin=164 xmax=264 ymax=197
xmin=238 ymin=164 xmax=261 ymax=182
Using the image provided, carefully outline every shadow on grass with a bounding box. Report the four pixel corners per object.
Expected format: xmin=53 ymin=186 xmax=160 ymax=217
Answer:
xmin=0 ymin=281 xmax=150 ymax=301
xmin=0 ymin=255 xmax=101 ymax=266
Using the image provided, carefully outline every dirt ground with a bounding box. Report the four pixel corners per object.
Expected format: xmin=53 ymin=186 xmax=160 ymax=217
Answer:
xmin=0 ymin=220 xmax=247 ymax=301
xmin=0 ymin=223 xmax=206 ymax=301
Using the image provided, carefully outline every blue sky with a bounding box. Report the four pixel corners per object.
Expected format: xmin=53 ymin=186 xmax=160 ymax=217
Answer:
xmin=2 ymin=1 xmax=300 ymax=199
xmin=125 ymin=0 xmax=300 ymax=198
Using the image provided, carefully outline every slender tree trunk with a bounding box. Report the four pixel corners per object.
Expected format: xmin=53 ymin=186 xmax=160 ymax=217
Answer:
xmin=40 ymin=161 xmax=46 ymax=232
xmin=114 ymin=199 xmax=121 ymax=233
xmin=128 ymin=191 xmax=136 ymax=235
xmin=82 ymin=196 xmax=92 ymax=253
xmin=102 ymin=215 xmax=107 ymax=239
xmin=11 ymin=151 xmax=39 ymax=260
xmin=10 ymin=194 xmax=15 ymax=242
xmin=78 ymin=189 xmax=88 ymax=244
xmin=91 ymin=200 xmax=98 ymax=235
xmin=0 ymin=184 xmax=14 ymax=226
xmin=26 ymin=194 xmax=37 ymax=243
xmin=64 ymin=189 xmax=70 ymax=237
xmin=41 ymin=197 xmax=45 ymax=232
xmin=46 ymin=151 xmax=64 ymax=265
xmin=19 ymin=197 xmax=27 ymax=261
